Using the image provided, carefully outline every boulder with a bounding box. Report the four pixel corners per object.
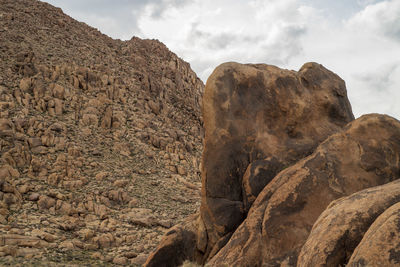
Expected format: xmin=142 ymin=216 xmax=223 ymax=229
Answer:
xmin=52 ymin=84 xmax=65 ymax=99
xmin=347 ymin=202 xmax=400 ymax=266
xmin=200 ymin=62 xmax=354 ymax=259
xmin=101 ymin=105 xmax=112 ymax=129
xmin=37 ymin=195 xmax=56 ymax=210
xmin=0 ymin=119 xmax=14 ymax=137
xmin=145 ymin=214 xmax=202 ymax=267
xmin=298 ymin=179 xmax=400 ymax=267
xmin=147 ymin=61 xmax=355 ymax=265
xmin=209 ymin=114 xmax=400 ymax=266
xmin=19 ymin=77 xmax=32 ymax=92
xmin=120 ymin=208 xmax=156 ymax=227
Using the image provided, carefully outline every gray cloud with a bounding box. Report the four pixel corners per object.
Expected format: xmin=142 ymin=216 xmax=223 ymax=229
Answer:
xmin=208 ymin=33 xmax=238 ymax=50
xmin=347 ymin=0 xmax=400 ymax=42
xmin=259 ymin=25 xmax=306 ymax=66
xmin=44 ymin=0 xmax=144 ymax=38
xmin=349 ymin=62 xmax=400 ymax=117
xmin=301 ymin=0 xmax=361 ymax=19
xmin=43 ymin=0 xmax=190 ymax=39
xmin=355 ymin=64 xmax=399 ymax=91
xmin=148 ymin=0 xmax=190 ymax=18
xmin=187 ymin=23 xmax=240 ymax=50
xmin=382 ymin=19 xmax=400 ymax=42
xmin=186 ymin=20 xmax=306 ymax=69
xmin=186 ymin=23 xmax=210 ymax=44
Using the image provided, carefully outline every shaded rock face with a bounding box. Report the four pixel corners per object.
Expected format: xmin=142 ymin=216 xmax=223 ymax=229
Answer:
xmin=200 ymin=62 xmax=354 ymax=257
xmin=144 ymin=214 xmax=201 ymax=267
xmin=209 ymin=114 xmax=400 ymax=266
xmin=298 ymin=179 xmax=400 ymax=267
xmin=347 ymin=202 xmax=400 ymax=266
xmin=242 ymin=157 xmax=285 ymax=212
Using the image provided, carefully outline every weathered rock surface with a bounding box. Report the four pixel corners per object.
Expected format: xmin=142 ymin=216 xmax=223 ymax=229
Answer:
xmin=0 ymin=0 xmax=203 ymax=265
xmin=298 ymin=179 xmax=400 ymax=267
xmin=209 ymin=114 xmax=400 ymax=266
xmin=200 ymin=62 xmax=354 ymax=259
xmin=4 ymin=1 xmax=400 ymax=266
xmin=147 ymin=61 xmax=354 ymax=265
xmin=242 ymin=157 xmax=285 ymax=212
xmin=144 ymin=214 xmax=202 ymax=267
xmin=347 ymin=202 xmax=400 ymax=266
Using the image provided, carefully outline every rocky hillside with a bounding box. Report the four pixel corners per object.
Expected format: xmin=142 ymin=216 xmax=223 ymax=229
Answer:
xmin=147 ymin=62 xmax=400 ymax=266
xmin=0 ymin=0 xmax=204 ymax=265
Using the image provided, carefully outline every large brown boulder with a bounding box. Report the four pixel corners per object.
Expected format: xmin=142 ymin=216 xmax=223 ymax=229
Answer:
xmin=146 ymin=62 xmax=354 ymax=265
xmin=209 ymin=114 xmax=400 ymax=266
xmin=347 ymin=202 xmax=400 ymax=266
xmin=298 ymin=179 xmax=400 ymax=267
xmin=200 ymin=62 xmax=354 ymax=258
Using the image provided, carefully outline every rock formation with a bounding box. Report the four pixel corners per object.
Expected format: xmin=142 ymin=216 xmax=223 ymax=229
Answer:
xmin=298 ymin=179 xmax=400 ymax=266
xmin=209 ymin=114 xmax=400 ymax=266
xmin=200 ymin=62 xmax=354 ymax=260
xmin=147 ymin=63 xmax=400 ymax=266
xmin=146 ymin=61 xmax=355 ymax=266
xmin=0 ymin=0 xmax=204 ymax=265
xmin=2 ymin=1 xmax=400 ymax=266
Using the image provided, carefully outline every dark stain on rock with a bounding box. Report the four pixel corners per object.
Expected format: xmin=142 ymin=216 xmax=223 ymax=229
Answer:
xmin=248 ymin=160 xmax=282 ymax=196
xmin=389 ymin=248 xmax=400 ymax=264
xmin=353 ymin=258 xmax=367 ymax=267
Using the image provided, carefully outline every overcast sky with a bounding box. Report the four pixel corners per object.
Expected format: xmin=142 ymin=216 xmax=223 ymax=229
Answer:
xmin=43 ymin=0 xmax=400 ymax=119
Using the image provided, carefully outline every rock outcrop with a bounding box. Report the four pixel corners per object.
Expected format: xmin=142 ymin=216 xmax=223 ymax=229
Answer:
xmin=148 ymin=60 xmax=400 ymax=266
xmin=209 ymin=114 xmax=400 ymax=266
xmin=146 ymin=62 xmax=354 ymax=265
xmin=200 ymin=62 xmax=354 ymax=260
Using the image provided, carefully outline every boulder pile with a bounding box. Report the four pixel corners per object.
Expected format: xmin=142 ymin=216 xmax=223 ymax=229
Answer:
xmin=146 ymin=62 xmax=400 ymax=266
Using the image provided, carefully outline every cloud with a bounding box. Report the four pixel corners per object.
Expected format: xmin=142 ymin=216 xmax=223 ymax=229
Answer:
xmin=145 ymin=0 xmax=191 ymax=18
xmin=43 ymin=0 xmax=142 ymax=39
xmin=136 ymin=0 xmax=400 ymax=118
xmin=350 ymin=62 xmax=400 ymax=117
xmin=348 ymin=0 xmax=400 ymax=41
xmin=43 ymin=0 xmax=190 ymax=39
xmin=355 ymin=64 xmax=398 ymax=90
xmin=137 ymin=0 xmax=311 ymax=80
xmin=357 ymin=0 xmax=385 ymax=7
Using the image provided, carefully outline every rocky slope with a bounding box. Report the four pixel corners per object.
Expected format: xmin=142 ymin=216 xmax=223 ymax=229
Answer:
xmin=0 ymin=0 xmax=204 ymax=265
xmin=147 ymin=61 xmax=400 ymax=266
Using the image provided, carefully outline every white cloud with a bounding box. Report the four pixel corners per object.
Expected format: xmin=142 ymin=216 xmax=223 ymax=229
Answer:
xmin=43 ymin=0 xmax=191 ymax=40
xmin=137 ymin=0 xmax=311 ymax=80
xmin=348 ymin=0 xmax=400 ymax=41
xmin=350 ymin=63 xmax=400 ymax=117
xmin=43 ymin=0 xmax=142 ymax=39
